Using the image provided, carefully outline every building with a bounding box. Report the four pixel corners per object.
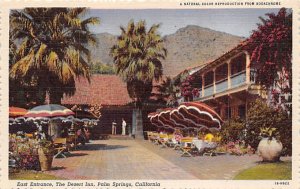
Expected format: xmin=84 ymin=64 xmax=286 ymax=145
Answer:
xmin=61 ymin=74 xmax=160 ymax=137
xmin=176 ymin=42 xmax=270 ymax=120
xmin=61 ymin=74 xmax=134 ymax=136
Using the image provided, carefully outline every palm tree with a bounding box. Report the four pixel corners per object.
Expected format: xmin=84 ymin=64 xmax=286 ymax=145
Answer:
xmin=9 ymin=8 xmax=100 ymax=104
xmin=111 ymin=20 xmax=167 ymax=138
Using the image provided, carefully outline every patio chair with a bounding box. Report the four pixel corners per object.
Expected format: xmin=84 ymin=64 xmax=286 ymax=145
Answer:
xmin=25 ymin=133 xmax=34 ymax=138
xmin=67 ymin=134 xmax=76 ymax=150
xmin=150 ymin=132 xmax=159 ymax=144
xmin=179 ymin=137 xmax=194 ymax=157
xmin=145 ymin=131 xmax=153 ymax=141
xmin=166 ymin=134 xmax=176 ymax=147
xmin=53 ymin=137 xmax=68 ymax=158
xmin=158 ymin=134 xmax=169 ymax=148
xmin=202 ymin=142 xmax=218 ymax=156
xmin=192 ymin=139 xmax=206 ymax=155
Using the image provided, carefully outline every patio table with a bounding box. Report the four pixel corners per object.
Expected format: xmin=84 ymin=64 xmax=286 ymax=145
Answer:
xmin=192 ymin=139 xmax=207 ymax=152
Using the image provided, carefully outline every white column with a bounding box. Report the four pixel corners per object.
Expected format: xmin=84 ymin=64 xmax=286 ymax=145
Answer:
xmin=245 ymin=51 xmax=251 ymax=83
xmin=213 ymin=69 xmax=216 ymax=94
xmin=227 ymin=60 xmax=231 ymax=89
xmin=202 ymin=74 xmax=205 ymax=97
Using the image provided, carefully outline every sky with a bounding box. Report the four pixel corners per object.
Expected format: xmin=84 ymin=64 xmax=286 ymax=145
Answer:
xmin=87 ymin=9 xmax=280 ymax=38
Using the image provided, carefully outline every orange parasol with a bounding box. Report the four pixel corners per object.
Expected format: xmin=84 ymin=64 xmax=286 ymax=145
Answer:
xmin=9 ymin=107 xmax=28 ymax=117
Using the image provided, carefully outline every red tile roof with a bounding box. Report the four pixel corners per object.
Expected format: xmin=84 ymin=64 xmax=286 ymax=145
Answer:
xmin=61 ymin=75 xmax=132 ymax=106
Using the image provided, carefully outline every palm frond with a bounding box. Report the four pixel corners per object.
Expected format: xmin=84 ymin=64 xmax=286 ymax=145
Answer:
xmin=46 ymin=51 xmax=59 ymax=73
xmin=10 ymin=50 xmax=35 ymax=79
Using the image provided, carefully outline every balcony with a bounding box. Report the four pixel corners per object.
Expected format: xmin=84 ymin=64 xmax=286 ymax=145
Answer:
xmin=231 ymin=71 xmax=246 ymax=88
xmin=204 ymin=84 xmax=214 ymax=97
xmin=179 ymin=69 xmax=251 ymax=103
xmin=216 ymin=79 xmax=228 ymax=93
xmin=192 ymin=90 xmax=202 ymax=101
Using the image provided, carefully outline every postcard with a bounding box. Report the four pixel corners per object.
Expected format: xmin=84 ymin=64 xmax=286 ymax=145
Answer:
xmin=0 ymin=0 xmax=299 ymax=188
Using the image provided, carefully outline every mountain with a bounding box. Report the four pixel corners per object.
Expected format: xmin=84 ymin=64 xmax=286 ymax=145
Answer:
xmin=89 ymin=32 xmax=117 ymax=65
xmin=90 ymin=25 xmax=244 ymax=77
xmin=162 ymin=25 xmax=245 ymax=77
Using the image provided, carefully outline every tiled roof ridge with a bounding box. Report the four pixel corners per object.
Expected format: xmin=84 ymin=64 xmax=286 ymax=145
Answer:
xmin=61 ymin=74 xmax=132 ymax=106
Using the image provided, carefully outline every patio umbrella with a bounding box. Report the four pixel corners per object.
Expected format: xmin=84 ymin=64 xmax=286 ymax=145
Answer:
xmin=170 ymin=109 xmax=190 ymax=129
xmin=148 ymin=112 xmax=171 ymax=130
xmin=173 ymin=101 xmax=223 ymax=130
xmin=25 ymin=104 xmax=74 ymax=138
xmin=158 ymin=108 xmax=186 ymax=129
xmin=73 ymin=110 xmax=98 ymax=122
xmin=9 ymin=107 xmax=28 ymax=117
xmin=25 ymin=104 xmax=74 ymax=118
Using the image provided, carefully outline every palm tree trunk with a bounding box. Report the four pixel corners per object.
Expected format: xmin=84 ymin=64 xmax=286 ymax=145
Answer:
xmin=48 ymin=89 xmax=63 ymax=104
xmin=132 ymin=108 xmax=144 ymax=139
xmin=135 ymin=108 xmax=144 ymax=139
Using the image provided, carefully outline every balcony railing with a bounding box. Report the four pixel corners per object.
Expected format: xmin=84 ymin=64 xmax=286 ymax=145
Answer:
xmin=204 ymin=84 xmax=214 ymax=97
xmin=192 ymin=90 xmax=202 ymax=101
xmin=216 ymin=78 xmax=228 ymax=93
xmin=231 ymin=70 xmax=246 ymax=88
xmin=179 ymin=69 xmax=251 ymax=102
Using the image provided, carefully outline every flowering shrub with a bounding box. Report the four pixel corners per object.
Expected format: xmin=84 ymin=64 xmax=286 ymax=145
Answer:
xmin=9 ymin=134 xmax=40 ymax=170
xmin=216 ymin=141 xmax=255 ymax=156
xmin=246 ymin=8 xmax=292 ymax=94
xmin=180 ymin=75 xmax=199 ymax=101
xmin=192 ymin=88 xmax=200 ymax=98
xmin=220 ymin=117 xmax=245 ymax=144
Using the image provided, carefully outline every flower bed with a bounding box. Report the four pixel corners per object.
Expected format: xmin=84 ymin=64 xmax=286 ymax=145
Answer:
xmin=216 ymin=141 xmax=255 ymax=156
xmin=9 ymin=134 xmax=40 ymax=170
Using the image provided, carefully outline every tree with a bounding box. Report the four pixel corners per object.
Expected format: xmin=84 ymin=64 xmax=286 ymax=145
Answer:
xmin=110 ymin=20 xmax=167 ymax=138
xmin=245 ymin=99 xmax=291 ymax=155
xmin=154 ymin=77 xmax=179 ymax=107
xmin=220 ymin=117 xmax=245 ymax=144
xmin=180 ymin=75 xmax=200 ymax=102
xmin=9 ymin=8 xmax=100 ymax=104
xmin=246 ymin=8 xmax=292 ymax=108
xmin=90 ymin=61 xmax=116 ymax=74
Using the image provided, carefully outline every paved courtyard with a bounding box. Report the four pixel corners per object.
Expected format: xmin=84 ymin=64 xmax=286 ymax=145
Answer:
xmin=47 ymin=139 xmax=290 ymax=180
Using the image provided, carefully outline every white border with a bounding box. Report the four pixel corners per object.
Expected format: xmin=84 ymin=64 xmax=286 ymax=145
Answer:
xmin=1 ymin=0 xmax=299 ymax=188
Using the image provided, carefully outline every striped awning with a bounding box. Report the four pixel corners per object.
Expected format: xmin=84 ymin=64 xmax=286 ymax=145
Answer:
xmin=148 ymin=101 xmax=222 ymax=130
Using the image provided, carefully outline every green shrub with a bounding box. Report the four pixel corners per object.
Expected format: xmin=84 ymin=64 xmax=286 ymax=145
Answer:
xmin=220 ymin=117 xmax=245 ymax=144
xmin=245 ymin=99 xmax=291 ymax=155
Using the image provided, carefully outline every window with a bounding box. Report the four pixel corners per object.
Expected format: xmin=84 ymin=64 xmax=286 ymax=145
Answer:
xmin=204 ymin=71 xmax=214 ymax=86
xmin=225 ymin=107 xmax=232 ymax=119
xmin=238 ymin=105 xmax=246 ymax=118
xmin=231 ymin=54 xmax=246 ymax=75
xmin=215 ymin=64 xmax=228 ymax=82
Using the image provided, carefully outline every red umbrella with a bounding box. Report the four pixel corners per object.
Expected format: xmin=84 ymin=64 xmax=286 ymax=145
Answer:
xmin=158 ymin=108 xmax=186 ymax=129
xmin=148 ymin=111 xmax=172 ymax=129
xmin=173 ymin=101 xmax=222 ymax=130
xmin=169 ymin=109 xmax=189 ymax=129
xmin=9 ymin=107 xmax=28 ymax=117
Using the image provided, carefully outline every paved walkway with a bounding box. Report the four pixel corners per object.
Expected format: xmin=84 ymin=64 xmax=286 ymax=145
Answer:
xmin=47 ymin=139 xmax=290 ymax=180
xmin=47 ymin=139 xmax=197 ymax=179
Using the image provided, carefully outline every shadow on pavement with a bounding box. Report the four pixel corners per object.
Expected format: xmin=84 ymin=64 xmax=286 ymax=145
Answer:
xmin=76 ymin=144 xmax=106 ymax=151
xmin=77 ymin=143 xmax=128 ymax=151
xmin=103 ymin=145 xmax=128 ymax=150
xmin=51 ymin=166 xmax=66 ymax=171
xmin=68 ymin=152 xmax=88 ymax=157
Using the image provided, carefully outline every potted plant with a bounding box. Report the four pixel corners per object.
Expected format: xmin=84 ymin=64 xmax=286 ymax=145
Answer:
xmin=257 ymin=127 xmax=283 ymax=162
xmin=38 ymin=139 xmax=55 ymax=171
